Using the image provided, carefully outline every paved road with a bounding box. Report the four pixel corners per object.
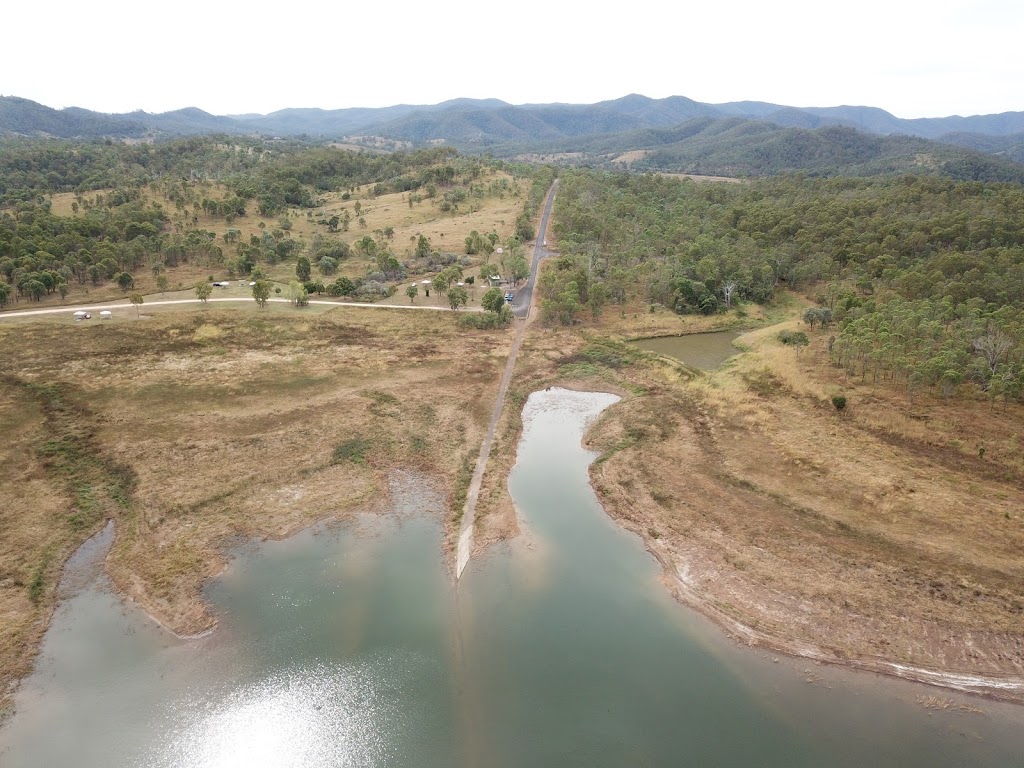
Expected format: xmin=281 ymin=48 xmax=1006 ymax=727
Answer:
xmin=456 ymin=180 xmax=559 ymax=579
xmin=510 ymin=179 xmax=559 ymax=319
xmin=0 ymin=296 xmax=481 ymax=321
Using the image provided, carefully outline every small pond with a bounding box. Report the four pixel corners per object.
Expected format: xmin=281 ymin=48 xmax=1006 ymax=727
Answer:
xmin=632 ymin=330 xmax=741 ymax=369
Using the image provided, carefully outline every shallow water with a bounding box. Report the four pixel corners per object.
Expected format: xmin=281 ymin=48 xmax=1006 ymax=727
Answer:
xmin=1 ymin=391 xmax=1022 ymax=767
xmin=632 ymin=330 xmax=740 ymax=369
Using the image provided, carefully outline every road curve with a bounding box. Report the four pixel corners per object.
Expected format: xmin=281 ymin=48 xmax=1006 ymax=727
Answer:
xmin=456 ymin=180 xmax=558 ymax=579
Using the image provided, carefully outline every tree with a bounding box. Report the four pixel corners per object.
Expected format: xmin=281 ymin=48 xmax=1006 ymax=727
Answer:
xmin=252 ymin=279 xmax=272 ymax=307
xmin=508 ymin=255 xmax=530 ymax=285
xmin=318 ymin=256 xmax=339 ymax=276
xmin=406 ymin=283 xmax=418 ymax=304
xmin=116 ymin=271 xmax=135 ymax=292
xmin=721 ymin=281 xmax=737 ymax=308
xmin=415 ymin=234 xmax=431 ymax=258
xmin=448 ymin=285 xmax=468 ymax=311
xmin=481 ymin=286 xmax=505 ymax=313
xmin=156 ymin=275 xmax=169 ymax=293
xmin=973 ymin=324 xmax=1013 ymax=378
xmin=431 ymin=273 xmax=448 ymax=300
xmin=296 ymin=256 xmax=311 ymax=282
xmin=515 ymin=215 xmax=535 ymax=242
xmin=129 ymin=292 xmax=144 ymax=317
xmin=287 ymin=280 xmax=309 ymax=307
xmin=195 ymin=281 xmax=212 ymax=303
xmin=25 ymin=279 xmax=45 ymax=301
xmin=329 ymin=276 xmax=356 ymax=296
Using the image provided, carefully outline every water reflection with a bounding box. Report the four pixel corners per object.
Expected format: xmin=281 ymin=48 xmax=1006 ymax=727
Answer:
xmin=148 ymin=664 xmax=387 ymax=768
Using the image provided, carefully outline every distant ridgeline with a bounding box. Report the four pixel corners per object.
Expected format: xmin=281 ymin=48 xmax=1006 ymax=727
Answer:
xmin=543 ymin=169 xmax=1024 ymax=403
xmin=2 ymin=93 xmax=1024 ymax=179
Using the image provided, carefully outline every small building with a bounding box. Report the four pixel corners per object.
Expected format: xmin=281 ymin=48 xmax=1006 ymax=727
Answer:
xmin=99 ymin=310 xmax=112 ymax=320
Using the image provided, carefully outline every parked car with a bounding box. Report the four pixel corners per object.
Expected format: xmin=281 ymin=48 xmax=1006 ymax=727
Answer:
xmin=504 ymin=292 xmax=514 ymax=303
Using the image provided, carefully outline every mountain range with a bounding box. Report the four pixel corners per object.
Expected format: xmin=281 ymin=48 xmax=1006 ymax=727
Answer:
xmin=3 ymin=93 xmax=1024 ymax=178
xmin=3 ymin=93 xmax=1023 ymax=144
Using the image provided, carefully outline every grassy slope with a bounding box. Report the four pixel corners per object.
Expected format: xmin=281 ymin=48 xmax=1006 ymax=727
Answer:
xmin=32 ymin=168 xmax=522 ymax=307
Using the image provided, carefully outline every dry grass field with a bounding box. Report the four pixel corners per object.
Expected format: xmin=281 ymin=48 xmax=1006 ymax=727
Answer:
xmin=0 ymin=307 xmax=515 ymax=714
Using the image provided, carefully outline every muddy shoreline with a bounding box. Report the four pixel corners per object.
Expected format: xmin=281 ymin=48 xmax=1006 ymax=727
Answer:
xmin=480 ymin=380 xmax=1024 ymax=704
xmin=587 ymin=464 xmax=1024 ymax=705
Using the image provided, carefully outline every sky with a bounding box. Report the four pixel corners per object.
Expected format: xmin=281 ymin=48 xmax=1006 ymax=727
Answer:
xmin=3 ymin=0 xmax=1023 ymax=119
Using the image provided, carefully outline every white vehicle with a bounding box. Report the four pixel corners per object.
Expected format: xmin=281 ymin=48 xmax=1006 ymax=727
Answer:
xmin=99 ymin=310 xmax=112 ymax=320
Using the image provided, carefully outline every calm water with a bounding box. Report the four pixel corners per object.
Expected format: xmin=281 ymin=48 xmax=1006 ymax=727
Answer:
xmin=1 ymin=391 xmax=1022 ymax=767
xmin=632 ymin=330 xmax=741 ymax=369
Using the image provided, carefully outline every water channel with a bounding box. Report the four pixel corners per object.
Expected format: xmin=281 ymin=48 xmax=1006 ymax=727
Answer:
xmin=1 ymin=389 xmax=1021 ymax=766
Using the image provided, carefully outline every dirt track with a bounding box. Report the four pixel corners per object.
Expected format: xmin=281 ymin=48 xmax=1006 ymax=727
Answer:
xmin=456 ymin=180 xmax=558 ymax=578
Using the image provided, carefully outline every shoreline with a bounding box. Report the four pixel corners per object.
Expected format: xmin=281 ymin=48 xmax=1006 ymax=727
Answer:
xmin=592 ymin=474 xmax=1024 ymax=705
xmin=493 ymin=383 xmax=1024 ymax=704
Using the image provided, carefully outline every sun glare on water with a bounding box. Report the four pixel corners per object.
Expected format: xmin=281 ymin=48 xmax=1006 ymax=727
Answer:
xmin=147 ymin=664 xmax=388 ymax=768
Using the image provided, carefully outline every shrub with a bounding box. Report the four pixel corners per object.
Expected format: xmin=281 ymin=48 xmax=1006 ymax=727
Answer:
xmin=459 ymin=305 xmax=513 ymax=329
xmin=832 ymin=395 xmax=848 ymax=412
xmin=332 ymin=438 xmax=371 ymax=464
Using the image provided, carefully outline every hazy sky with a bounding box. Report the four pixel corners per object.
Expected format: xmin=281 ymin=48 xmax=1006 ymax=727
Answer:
xmin=4 ymin=0 xmax=1022 ymax=118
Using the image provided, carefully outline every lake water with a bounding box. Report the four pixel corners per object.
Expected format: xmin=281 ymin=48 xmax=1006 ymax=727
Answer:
xmin=1 ymin=390 xmax=1021 ymax=767
xmin=631 ymin=330 xmax=741 ymax=369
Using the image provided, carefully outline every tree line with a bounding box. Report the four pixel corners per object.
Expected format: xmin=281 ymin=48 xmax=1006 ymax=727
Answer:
xmin=541 ymin=169 xmax=1024 ymax=401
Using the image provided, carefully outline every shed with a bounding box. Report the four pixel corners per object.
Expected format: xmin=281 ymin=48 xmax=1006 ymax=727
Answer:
xmin=100 ymin=310 xmax=112 ymax=320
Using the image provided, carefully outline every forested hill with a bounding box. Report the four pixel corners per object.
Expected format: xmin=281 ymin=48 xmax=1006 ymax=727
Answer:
xmin=527 ymin=117 xmax=1024 ymax=183
xmin=541 ymin=169 xmax=1024 ymax=403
